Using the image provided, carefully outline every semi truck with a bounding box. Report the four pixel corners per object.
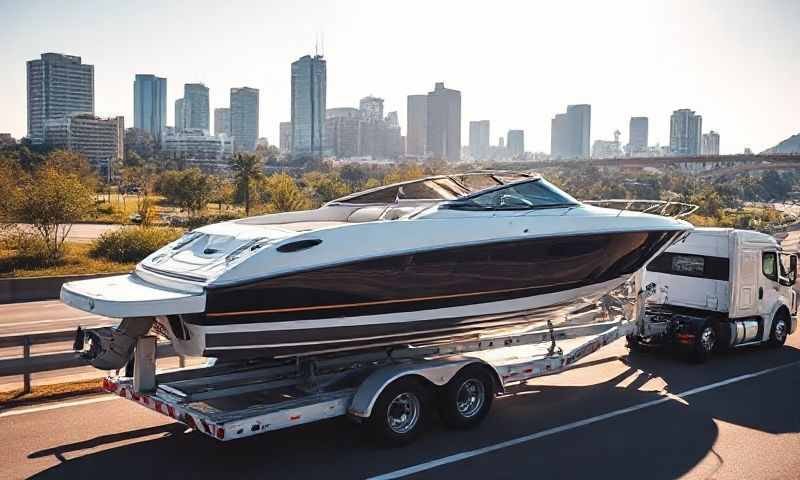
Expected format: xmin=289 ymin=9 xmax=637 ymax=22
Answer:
xmin=632 ymin=228 xmax=798 ymax=362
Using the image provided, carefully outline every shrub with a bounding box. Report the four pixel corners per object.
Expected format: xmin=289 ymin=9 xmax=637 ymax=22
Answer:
xmin=1 ymin=232 xmax=54 ymax=268
xmin=90 ymin=227 xmax=182 ymax=263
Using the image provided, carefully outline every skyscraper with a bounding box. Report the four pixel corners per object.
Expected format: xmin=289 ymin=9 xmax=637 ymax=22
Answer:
xmin=550 ymin=104 xmax=591 ymax=159
xmin=175 ymin=98 xmax=189 ymax=131
xmin=628 ymin=117 xmax=648 ymax=155
xmin=43 ymin=113 xmax=123 ymax=177
xmin=507 ymin=130 xmax=524 ymax=157
xmin=214 ymin=108 xmax=231 ymax=136
xmin=184 ymin=83 xmax=210 ymax=132
xmin=27 ymin=53 xmax=94 ymax=142
xmin=230 ymin=87 xmax=259 ymax=152
xmin=359 ymin=96 xmax=384 ymax=123
xmin=426 ymin=82 xmax=461 ymax=161
xmin=670 ymin=109 xmax=702 ymax=155
xmin=702 ymin=130 xmax=720 ymax=155
xmin=406 ymin=95 xmax=428 ymax=157
xmin=133 ymin=74 xmax=167 ymax=139
xmin=469 ymin=120 xmax=490 ymax=159
xmin=291 ymin=54 xmax=326 ymax=157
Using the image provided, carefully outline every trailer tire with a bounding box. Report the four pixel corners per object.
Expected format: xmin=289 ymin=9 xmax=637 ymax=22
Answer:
xmin=689 ymin=323 xmax=716 ymax=364
xmin=438 ymin=366 xmax=494 ymax=429
xmin=768 ymin=311 xmax=789 ymax=348
xmin=367 ymin=377 xmax=429 ymax=446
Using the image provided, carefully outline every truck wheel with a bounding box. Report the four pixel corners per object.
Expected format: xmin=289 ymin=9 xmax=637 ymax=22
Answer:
xmin=626 ymin=335 xmax=642 ymax=351
xmin=438 ymin=366 xmax=494 ymax=429
xmin=768 ymin=313 xmax=789 ymax=348
xmin=690 ymin=324 xmax=716 ymax=364
xmin=367 ymin=377 xmax=428 ymax=446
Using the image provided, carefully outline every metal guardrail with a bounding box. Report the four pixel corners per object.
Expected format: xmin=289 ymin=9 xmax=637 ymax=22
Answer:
xmin=0 ymin=329 xmax=175 ymax=394
xmin=583 ymin=199 xmax=699 ymax=218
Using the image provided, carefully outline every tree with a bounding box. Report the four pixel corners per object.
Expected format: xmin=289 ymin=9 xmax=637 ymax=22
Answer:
xmin=155 ymin=168 xmax=213 ymax=217
xmin=9 ymin=167 xmax=93 ymax=260
xmin=43 ymin=150 xmax=98 ymax=191
xmin=339 ymin=163 xmax=369 ymax=189
xmin=383 ymin=164 xmax=425 ymax=185
xmin=303 ymin=171 xmax=350 ymax=206
xmin=262 ymin=173 xmax=311 ymax=213
xmin=230 ymin=153 xmax=264 ymax=215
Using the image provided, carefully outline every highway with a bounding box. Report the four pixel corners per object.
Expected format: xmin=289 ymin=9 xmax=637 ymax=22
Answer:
xmin=1 ymin=332 xmax=798 ymax=479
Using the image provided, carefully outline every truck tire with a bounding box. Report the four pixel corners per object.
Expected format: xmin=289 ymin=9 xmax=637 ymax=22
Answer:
xmin=689 ymin=323 xmax=716 ymax=364
xmin=367 ymin=377 xmax=429 ymax=446
xmin=626 ymin=335 xmax=642 ymax=351
xmin=768 ymin=312 xmax=789 ymax=348
xmin=438 ymin=366 xmax=494 ymax=429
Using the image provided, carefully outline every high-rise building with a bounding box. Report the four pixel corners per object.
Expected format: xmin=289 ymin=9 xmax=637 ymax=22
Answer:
xmin=498 ymin=136 xmax=505 ymax=148
xmin=324 ymin=108 xmax=361 ymax=158
xmin=359 ymin=96 xmax=384 ymax=123
xmin=43 ymin=113 xmax=123 ymax=177
xmin=230 ymin=87 xmax=259 ymax=152
xmin=406 ymin=95 xmax=428 ymax=157
xmin=175 ymin=98 xmax=190 ymax=131
xmin=161 ymin=127 xmax=233 ymax=171
xmin=133 ymin=74 xmax=167 ymax=139
xmin=184 ymin=83 xmax=209 ymax=132
xmin=628 ymin=117 xmax=648 ymax=155
xmin=291 ymin=54 xmax=326 ymax=157
xmin=469 ymin=120 xmax=490 ymax=159
xmin=214 ymin=108 xmax=231 ymax=136
xmin=550 ymin=104 xmax=591 ymax=159
xmin=385 ymin=111 xmax=399 ymax=127
xmin=279 ymin=122 xmax=292 ymax=153
xmin=507 ymin=129 xmax=524 ymax=157
xmin=669 ymin=109 xmax=702 ymax=155
xmin=426 ymin=82 xmax=461 ymax=161
xmin=702 ymin=130 xmax=720 ymax=155
xmin=27 ymin=53 xmax=94 ymax=143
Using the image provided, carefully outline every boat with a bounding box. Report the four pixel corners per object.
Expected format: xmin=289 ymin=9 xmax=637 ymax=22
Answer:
xmin=62 ymin=172 xmax=693 ymax=368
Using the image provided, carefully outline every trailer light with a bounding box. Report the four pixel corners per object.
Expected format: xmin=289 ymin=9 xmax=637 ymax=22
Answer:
xmin=676 ymin=333 xmax=695 ymax=344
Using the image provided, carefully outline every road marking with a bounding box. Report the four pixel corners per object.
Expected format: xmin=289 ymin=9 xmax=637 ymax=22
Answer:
xmin=0 ymin=316 xmax=107 ymax=328
xmin=368 ymin=360 xmax=800 ymax=480
xmin=0 ymin=395 xmax=119 ymax=418
xmin=0 ymin=301 xmax=62 ymax=310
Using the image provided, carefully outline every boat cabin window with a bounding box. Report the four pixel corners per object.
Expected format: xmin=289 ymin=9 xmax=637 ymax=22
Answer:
xmin=444 ymin=179 xmax=578 ymax=211
xmin=762 ymin=251 xmax=778 ymax=282
xmin=337 ymin=178 xmax=467 ymax=204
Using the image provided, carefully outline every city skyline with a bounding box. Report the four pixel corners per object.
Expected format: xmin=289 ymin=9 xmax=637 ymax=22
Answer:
xmin=2 ymin=0 xmax=799 ymax=154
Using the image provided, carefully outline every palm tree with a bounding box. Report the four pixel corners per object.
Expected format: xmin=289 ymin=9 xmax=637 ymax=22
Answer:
xmin=229 ymin=153 xmax=263 ymax=215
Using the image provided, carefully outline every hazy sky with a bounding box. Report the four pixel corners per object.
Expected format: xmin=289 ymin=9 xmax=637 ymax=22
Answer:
xmin=1 ymin=0 xmax=798 ymax=154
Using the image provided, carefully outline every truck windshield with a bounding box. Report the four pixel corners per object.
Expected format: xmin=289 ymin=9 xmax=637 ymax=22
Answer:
xmin=442 ymin=178 xmax=578 ymax=211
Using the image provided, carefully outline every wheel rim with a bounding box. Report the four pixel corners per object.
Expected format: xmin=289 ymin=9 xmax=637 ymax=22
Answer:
xmin=775 ymin=319 xmax=787 ymax=342
xmin=456 ymin=378 xmax=485 ymax=418
xmin=700 ymin=327 xmax=716 ymax=352
xmin=386 ymin=392 xmax=421 ymax=434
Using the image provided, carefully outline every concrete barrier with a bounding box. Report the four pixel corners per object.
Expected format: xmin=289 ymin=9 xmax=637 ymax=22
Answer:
xmin=0 ymin=272 xmax=125 ymax=304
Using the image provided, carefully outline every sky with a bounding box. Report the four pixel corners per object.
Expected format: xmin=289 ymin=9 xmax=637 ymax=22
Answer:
xmin=0 ymin=0 xmax=798 ymax=155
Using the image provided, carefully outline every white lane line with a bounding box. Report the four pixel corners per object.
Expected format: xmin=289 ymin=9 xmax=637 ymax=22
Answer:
xmin=368 ymin=360 xmax=800 ymax=480
xmin=0 ymin=316 xmax=106 ymax=328
xmin=0 ymin=395 xmax=119 ymax=418
xmin=0 ymin=301 xmax=62 ymax=311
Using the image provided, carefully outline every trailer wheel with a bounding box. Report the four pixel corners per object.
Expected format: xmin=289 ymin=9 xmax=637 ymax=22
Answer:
xmin=689 ymin=323 xmax=716 ymax=363
xmin=768 ymin=311 xmax=789 ymax=348
xmin=438 ymin=366 xmax=494 ymax=429
xmin=367 ymin=377 xmax=428 ymax=446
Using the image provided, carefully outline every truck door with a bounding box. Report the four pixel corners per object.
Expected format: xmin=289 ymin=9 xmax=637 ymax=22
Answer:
xmin=759 ymin=250 xmax=781 ymax=322
xmin=734 ymin=249 xmax=759 ymax=316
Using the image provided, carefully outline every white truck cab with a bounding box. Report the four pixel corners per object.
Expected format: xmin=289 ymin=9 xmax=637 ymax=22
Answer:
xmin=641 ymin=228 xmax=798 ymax=361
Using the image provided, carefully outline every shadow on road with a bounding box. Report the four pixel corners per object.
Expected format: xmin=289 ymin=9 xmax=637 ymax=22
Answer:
xmin=26 ymin=343 xmax=800 ymax=480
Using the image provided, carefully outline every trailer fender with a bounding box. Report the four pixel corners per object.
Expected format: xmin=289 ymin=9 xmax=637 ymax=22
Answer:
xmin=348 ymin=357 xmax=501 ymax=419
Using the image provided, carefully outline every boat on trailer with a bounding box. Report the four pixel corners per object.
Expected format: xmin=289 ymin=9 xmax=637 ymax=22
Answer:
xmin=62 ymin=171 xmax=692 ymax=368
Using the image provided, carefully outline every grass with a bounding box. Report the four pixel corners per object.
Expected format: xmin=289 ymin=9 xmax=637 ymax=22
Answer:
xmin=0 ymin=242 xmax=135 ymax=278
xmin=0 ymin=379 xmax=104 ymax=409
xmin=89 ymin=193 xmax=243 ymax=225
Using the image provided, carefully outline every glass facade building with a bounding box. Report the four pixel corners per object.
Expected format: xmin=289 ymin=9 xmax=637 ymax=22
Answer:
xmin=133 ymin=74 xmax=167 ymax=139
xmin=184 ymin=83 xmax=209 ymax=132
xmin=230 ymin=87 xmax=259 ymax=152
xmin=291 ymin=55 xmax=326 ymax=157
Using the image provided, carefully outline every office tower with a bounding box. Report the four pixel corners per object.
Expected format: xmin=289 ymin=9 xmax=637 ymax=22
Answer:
xmin=175 ymin=98 xmax=190 ymax=131
xmin=27 ymin=53 xmax=94 ymax=143
xmin=43 ymin=113 xmax=123 ymax=177
xmin=291 ymin=54 xmax=326 ymax=157
xmin=406 ymin=95 xmax=428 ymax=157
xmin=550 ymin=104 xmax=591 ymax=159
xmin=426 ymin=82 xmax=461 ymax=161
xmin=230 ymin=87 xmax=259 ymax=152
xmin=669 ymin=109 xmax=702 ymax=155
xmin=469 ymin=120 xmax=490 ymax=159
xmin=214 ymin=108 xmax=231 ymax=136
xmin=702 ymin=130 xmax=720 ymax=155
xmin=359 ymin=96 xmax=384 ymax=123
xmin=385 ymin=111 xmax=399 ymax=127
xmin=628 ymin=117 xmax=648 ymax=155
xmin=161 ymin=127 xmax=233 ymax=171
xmin=507 ymin=129 xmax=524 ymax=156
xmin=499 ymin=136 xmax=505 ymax=148
xmin=279 ymin=122 xmax=292 ymax=153
xmin=133 ymin=74 xmax=167 ymax=139
xmin=184 ymin=83 xmax=209 ymax=132
xmin=324 ymin=108 xmax=362 ymax=158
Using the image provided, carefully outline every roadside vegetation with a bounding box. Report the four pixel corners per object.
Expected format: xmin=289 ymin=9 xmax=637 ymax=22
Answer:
xmin=2 ymin=137 xmax=800 ymax=277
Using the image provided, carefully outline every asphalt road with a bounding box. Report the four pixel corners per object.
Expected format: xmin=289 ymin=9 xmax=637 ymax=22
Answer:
xmin=13 ymin=224 xmax=121 ymax=244
xmin=1 ymin=333 xmax=799 ymax=479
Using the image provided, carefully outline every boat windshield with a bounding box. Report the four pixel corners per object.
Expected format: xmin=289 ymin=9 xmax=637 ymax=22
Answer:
xmin=443 ymin=178 xmax=579 ymax=211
